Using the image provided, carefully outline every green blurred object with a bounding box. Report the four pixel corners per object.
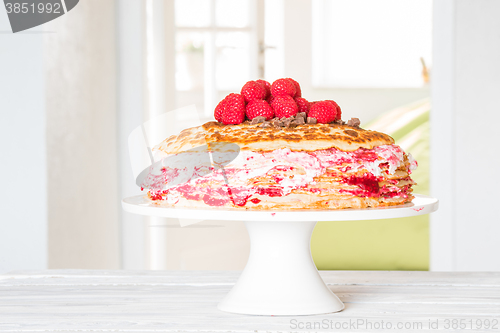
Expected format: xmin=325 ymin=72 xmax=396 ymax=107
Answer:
xmin=311 ymin=99 xmax=430 ymax=271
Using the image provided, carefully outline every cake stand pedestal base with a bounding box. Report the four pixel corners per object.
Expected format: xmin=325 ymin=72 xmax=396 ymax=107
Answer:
xmin=217 ymin=221 xmax=344 ymax=316
xmin=122 ymin=194 xmax=438 ymax=316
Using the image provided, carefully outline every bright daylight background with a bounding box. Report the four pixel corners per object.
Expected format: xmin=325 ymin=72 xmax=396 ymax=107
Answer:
xmin=1 ymin=0 xmax=499 ymax=273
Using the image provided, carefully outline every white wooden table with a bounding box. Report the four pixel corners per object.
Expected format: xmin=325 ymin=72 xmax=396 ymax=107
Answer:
xmin=1 ymin=270 xmax=499 ymax=332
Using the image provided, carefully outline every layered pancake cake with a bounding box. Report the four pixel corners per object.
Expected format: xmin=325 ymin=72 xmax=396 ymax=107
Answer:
xmin=140 ymin=78 xmax=417 ymax=210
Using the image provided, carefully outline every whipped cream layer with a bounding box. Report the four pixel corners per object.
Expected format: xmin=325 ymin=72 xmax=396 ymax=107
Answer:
xmin=142 ymin=144 xmax=417 ymax=207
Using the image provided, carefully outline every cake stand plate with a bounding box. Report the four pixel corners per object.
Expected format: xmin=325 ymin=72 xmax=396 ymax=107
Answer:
xmin=122 ymin=194 xmax=438 ymax=316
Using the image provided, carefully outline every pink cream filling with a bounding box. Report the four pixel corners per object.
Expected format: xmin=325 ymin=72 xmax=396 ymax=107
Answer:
xmin=143 ymin=144 xmax=415 ymax=207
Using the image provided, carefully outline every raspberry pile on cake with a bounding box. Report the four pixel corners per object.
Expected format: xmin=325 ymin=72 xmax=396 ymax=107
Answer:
xmin=141 ymin=78 xmax=418 ymax=210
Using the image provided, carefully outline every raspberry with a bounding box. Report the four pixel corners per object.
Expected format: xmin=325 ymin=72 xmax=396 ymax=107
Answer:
xmin=308 ymin=101 xmax=337 ymax=124
xmin=241 ymin=81 xmax=266 ymax=103
xmin=214 ymin=98 xmax=227 ymax=122
xmin=255 ymin=79 xmax=271 ymax=98
xmin=221 ymin=93 xmax=246 ymax=125
xmin=245 ymin=100 xmax=274 ymax=120
xmin=271 ymin=95 xmax=298 ymax=118
xmin=271 ymin=78 xmax=296 ymax=97
xmin=294 ymin=97 xmax=310 ymax=115
xmin=288 ymin=78 xmax=301 ymax=97
xmin=325 ymin=100 xmax=342 ymax=120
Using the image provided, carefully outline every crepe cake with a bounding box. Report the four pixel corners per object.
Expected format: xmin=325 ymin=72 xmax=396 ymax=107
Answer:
xmin=141 ymin=120 xmax=418 ymax=210
xmin=140 ymin=78 xmax=418 ymax=210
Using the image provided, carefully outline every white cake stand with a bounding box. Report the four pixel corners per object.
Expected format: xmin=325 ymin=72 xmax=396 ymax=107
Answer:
xmin=122 ymin=194 xmax=438 ymax=316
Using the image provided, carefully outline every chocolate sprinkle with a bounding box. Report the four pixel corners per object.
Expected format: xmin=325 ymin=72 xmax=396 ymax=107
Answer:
xmin=347 ymin=117 xmax=361 ymax=127
xmin=251 ymin=116 xmax=266 ymax=125
xmin=253 ymin=114 xmax=352 ymax=129
xmin=306 ymin=117 xmax=317 ymax=124
xmin=271 ymin=118 xmax=283 ymax=128
xmin=292 ymin=117 xmax=305 ymax=125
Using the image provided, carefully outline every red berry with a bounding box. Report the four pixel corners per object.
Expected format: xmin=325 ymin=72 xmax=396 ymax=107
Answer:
xmin=294 ymin=97 xmax=310 ymax=115
xmin=255 ymin=79 xmax=271 ymax=98
xmin=288 ymin=78 xmax=301 ymax=97
xmin=271 ymin=95 xmax=298 ymax=118
xmin=241 ymin=81 xmax=266 ymax=103
xmin=214 ymin=98 xmax=227 ymax=122
xmin=325 ymin=100 xmax=342 ymax=120
xmin=246 ymin=100 xmax=274 ymax=120
xmin=271 ymin=78 xmax=296 ymax=97
xmin=221 ymin=93 xmax=246 ymax=125
xmin=308 ymin=101 xmax=337 ymax=124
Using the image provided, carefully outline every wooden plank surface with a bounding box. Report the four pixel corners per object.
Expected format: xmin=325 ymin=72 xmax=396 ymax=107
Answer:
xmin=0 ymin=270 xmax=499 ymax=332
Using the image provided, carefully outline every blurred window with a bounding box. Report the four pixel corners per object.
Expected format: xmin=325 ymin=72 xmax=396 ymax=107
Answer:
xmin=312 ymin=0 xmax=432 ymax=88
xmin=174 ymin=0 xmax=259 ymax=118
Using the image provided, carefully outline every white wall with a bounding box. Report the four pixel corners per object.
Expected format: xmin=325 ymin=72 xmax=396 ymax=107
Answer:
xmin=0 ymin=10 xmax=47 ymax=273
xmin=116 ymin=0 xmax=148 ymax=270
xmin=44 ymin=0 xmax=120 ymax=269
xmin=431 ymin=0 xmax=500 ymax=271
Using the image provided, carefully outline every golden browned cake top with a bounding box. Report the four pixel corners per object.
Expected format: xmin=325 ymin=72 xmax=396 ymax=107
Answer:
xmin=154 ymin=121 xmax=395 ymax=154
